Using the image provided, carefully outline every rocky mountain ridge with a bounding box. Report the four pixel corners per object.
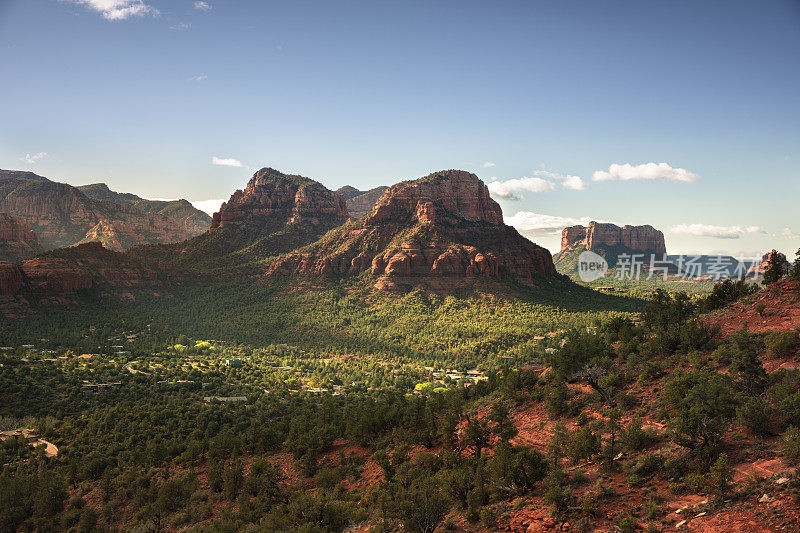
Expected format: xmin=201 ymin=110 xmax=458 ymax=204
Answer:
xmin=0 ymin=170 xmax=209 ymax=251
xmin=553 ymin=221 xmax=668 ymax=274
xmin=268 ymin=170 xmax=557 ymax=289
xmin=337 ymin=185 xmax=390 ymax=219
xmin=0 ymin=213 xmax=42 ymax=262
xmin=210 ymin=167 xmax=349 ymax=231
xmin=0 ymin=167 xmax=562 ymax=312
xmin=78 ymin=183 xmax=211 ymax=237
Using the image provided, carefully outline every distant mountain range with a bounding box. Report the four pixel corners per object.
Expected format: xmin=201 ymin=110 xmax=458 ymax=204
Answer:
xmin=0 ymin=169 xmax=211 ymax=260
xmin=0 ymin=167 xmax=567 ymax=311
xmin=269 ymin=169 xmax=557 ymax=291
xmin=336 ymin=185 xmax=390 ymax=219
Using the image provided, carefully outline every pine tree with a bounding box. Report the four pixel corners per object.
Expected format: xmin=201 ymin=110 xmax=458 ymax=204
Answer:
xmin=708 ymin=453 xmax=732 ymax=501
xmin=764 ymin=250 xmax=787 ymax=285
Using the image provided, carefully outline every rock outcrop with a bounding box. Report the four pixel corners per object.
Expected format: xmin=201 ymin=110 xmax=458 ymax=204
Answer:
xmin=337 ymin=186 xmax=390 ymax=219
xmin=78 ymin=183 xmax=210 ymax=238
xmin=0 ymin=213 xmax=42 ymax=262
xmin=267 ymin=170 xmax=556 ymax=288
xmin=747 ymin=250 xmax=790 ymax=277
xmin=0 ymin=169 xmax=207 ymax=251
xmin=0 ymin=242 xmax=162 ymax=298
xmin=0 ymin=261 xmax=24 ymax=295
xmin=554 ymin=221 xmax=667 ymax=273
xmin=211 ymin=167 xmax=349 ymax=230
xmin=560 ymin=222 xmax=666 ymax=256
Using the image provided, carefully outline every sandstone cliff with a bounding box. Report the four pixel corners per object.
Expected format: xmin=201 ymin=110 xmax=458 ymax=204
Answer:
xmin=267 ymin=170 xmax=556 ymax=288
xmin=553 ymin=221 xmax=668 ymax=273
xmin=0 ymin=242 xmax=162 ymax=297
xmin=337 ymin=186 xmax=390 ymax=219
xmin=164 ymin=168 xmax=352 ymax=268
xmin=559 ymin=222 xmax=666 ymax=256
xmin=211 ymin=167 xmax=348 ymax=231
xmin=0 ymin=170 xmax=207 ymax=251
xmin=78 ymin=183 xmax=210 ymax=237
xmin=0 ymin=213 xmax=42 ymax=262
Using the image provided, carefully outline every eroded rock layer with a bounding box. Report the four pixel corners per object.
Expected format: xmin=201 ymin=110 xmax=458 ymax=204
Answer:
xmin=0 ymin=213 xmax=42 ymax=262
xmin=560 ymin=222 xmax=666 ymax=256
xmin=267 ymin=170 xmax=556 ymax=287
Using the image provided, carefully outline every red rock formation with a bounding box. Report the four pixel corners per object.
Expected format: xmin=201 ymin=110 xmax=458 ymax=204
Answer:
xmin=0 ymin=171 xmax=204 ymax=251
xmin=338 ymin=186 xmax=390 ymax=219
xmin=747 ymin=250 xmax=790 ymax=276
xmin=0 ymin=242 xmax=166 ymax=299
xmin=0 ymin=261 xmax=24 ymax=294
xmin=560 ymin=221 xmax=667 ymax=255
xmin=0 ymin=213 xmax=42 ymax=262
xmin=78 ymin=183 xmax=211 ymax=238
xmin=20 ymin=258 xmax=93 ymax=292
xmin=267 ymin=170 xmax=556 ymax=287
xmin=369 ymin=170 xmax=503 ymax=225
xmin=210 ymin=167 xmax=348 ymax=230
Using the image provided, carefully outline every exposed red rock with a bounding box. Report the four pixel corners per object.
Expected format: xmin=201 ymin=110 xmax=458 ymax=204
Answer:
xmin=369 ymin=170 xmax=503 ymax=225
xmin=267 ymin=170 xmax=556 ymax=288
xmin=0 ymin=212 xmax=42 ymax=262
xmin=0 ymin=170 xmax=207 ymax=251
xmin=78 ymin=183 xmax=210 ymax=238
xmin=746 ymin=250 xmax=790 ymax=276
xmin=19 ymin=257 xmax=93 ymax=292
xmin=710 ymin=278 xmax=800 ymax=337
xmin=0 ymin=261 xmax=24 ymax=294
xmin=210 ymin=167 xmax=348 ymax=230
xmin=559 ymin=221 xmax=666 ymax=255
xmin=0 ymin=242 xmax=166 ymax=299
xmin=338 ymin=186 xmax=390 ymax=219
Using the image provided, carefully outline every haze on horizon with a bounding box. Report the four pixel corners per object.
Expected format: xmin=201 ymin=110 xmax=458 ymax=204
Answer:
xmin=1 ymin=0 xmax=798 ymax=256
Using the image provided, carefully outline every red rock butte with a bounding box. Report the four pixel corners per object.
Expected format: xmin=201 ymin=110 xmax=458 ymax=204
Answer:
xmin=560 ymin=221 xmax=667 ymax=256
xmin=210 ymin=167 xmax=349 ymax=230
xmin=267 ymin=169 xmax=557 ymax=287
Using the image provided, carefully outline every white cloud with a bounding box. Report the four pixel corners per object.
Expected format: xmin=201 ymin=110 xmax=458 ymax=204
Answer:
xmin=68 ymin=0 xmax=159 ymax=20
xmin=592 ymin=162 xmax=698 ymax=183
xmin=561 ymin=174 xmax=586 ymax=191
xmin=211 ymin=156 xmax=242 ymax=167
xmin=193 ymin=1 xmax=212 ymax=10
xmin=191 ymin=199 xmax=225 ymax=215
xmin=669 ymin=224 xmax=764 ymax=239
xmin=504 ymin=212 xmax=599 ymax=233
xmin=782 ymin=227 xmax=800 ymax=239
xmin=191 ymin=74 xmax=208 ymax=82
xmin=170 ymin=22 xmax=190 ymax=31
xmin=487 ymin=169 xmax=586 ymax=199
xmin=21 ymin=152 xmax=47 ymax=164
xmin=533 ymin=169 xmax=586 ymax=191
xmin=487 ymin=176 xmax=555 ymax=200
xmin=483 ymin=161 xmax=495 ymax=168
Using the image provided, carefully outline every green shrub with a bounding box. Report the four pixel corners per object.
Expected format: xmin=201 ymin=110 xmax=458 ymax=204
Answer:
xmin=781 ymin=426 xmax=800 ymax=465
xmin=616 ymin=514 xmax=638 ymax=533
xmin=620 ymin=416 xmax=657 ymax=451
xmin=766 ymin=332 xmax=799 ymax=358
xmin=567 ymin=426 xmax=601 ymax=463
xmin=627 ymin=453 xmax=665 ymax=477
xmin=546 ymin=382 xmax=568 ymax=419
xmin=737 ymin=397 xmax=770 ymax=436
xmin=480 ymin=507 xmax=498 ymax=529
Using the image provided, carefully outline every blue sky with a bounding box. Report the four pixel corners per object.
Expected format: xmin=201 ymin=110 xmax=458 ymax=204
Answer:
xmin=1 ymin=0 xmax=798 ymax=255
